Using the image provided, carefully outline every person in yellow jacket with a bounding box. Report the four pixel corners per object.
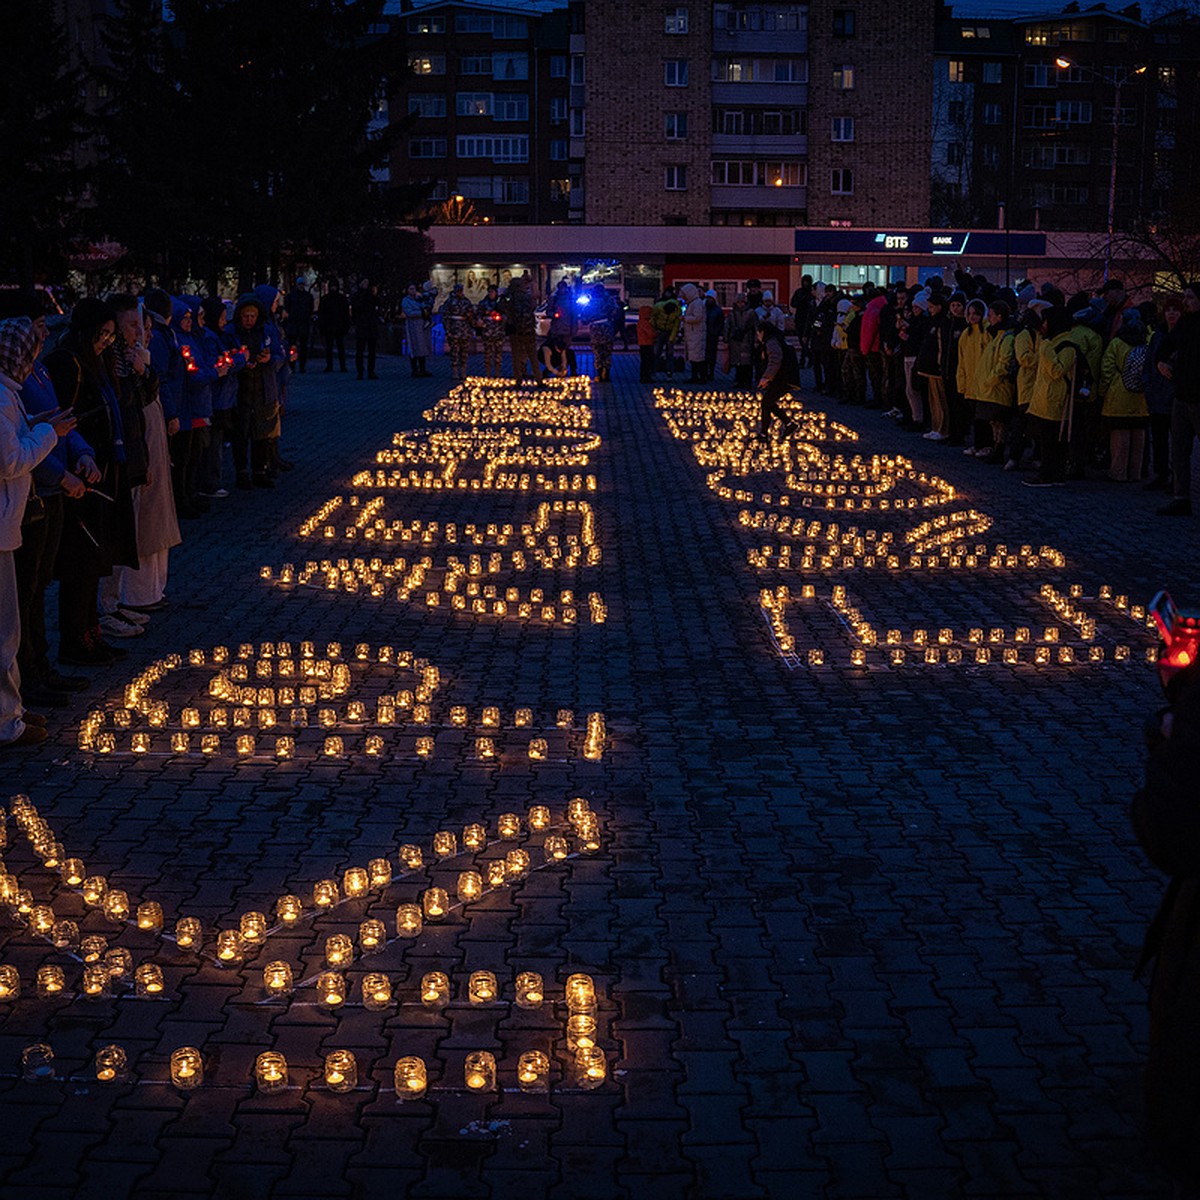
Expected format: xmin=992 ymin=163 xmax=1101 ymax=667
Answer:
xmin=1100 ymin=307 xmax=1150 ymax=482
xmin=1066 ymin=298 xmax=1105 ymax=478
xmin=955 ymin=299 xmax=991 ymax=457
xmin=1005 ymin=299 xmax=1049 ymax=470
xmin=1024 ymin=307 xmax=1080 ymax=487
xmin=972 ymin=299 xmax=1017 ymax=464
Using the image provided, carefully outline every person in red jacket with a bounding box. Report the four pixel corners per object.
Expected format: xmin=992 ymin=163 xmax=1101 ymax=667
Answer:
xmin=860 ymin=290 xmax=888 ymax=409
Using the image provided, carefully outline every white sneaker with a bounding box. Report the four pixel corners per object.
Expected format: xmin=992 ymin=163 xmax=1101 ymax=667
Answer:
xmin=923 ymin=431 xmax=940 ymax=440
xmin=99 ymin=612 xmax=145 ymax=639
xmin=931 ymin=432 xmax=949 ymax=442
xmin=963 ymin=446 xmax=977 ymax=456
xmin=974 ymin=447 xmax=993 ymax=458
xmin=117 ymin=606 xmax=150 ymax=626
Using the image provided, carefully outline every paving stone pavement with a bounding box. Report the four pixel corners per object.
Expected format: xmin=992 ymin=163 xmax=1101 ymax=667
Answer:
xmin=2 ymin=348 xmax=1196 ymax=1200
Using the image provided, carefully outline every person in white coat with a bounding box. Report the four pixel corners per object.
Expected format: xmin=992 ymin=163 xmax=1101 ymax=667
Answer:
xmin=0 ymin=318 xmax=77 ymax=749
xmin=679 ymin=283 xmax=707 ymax=382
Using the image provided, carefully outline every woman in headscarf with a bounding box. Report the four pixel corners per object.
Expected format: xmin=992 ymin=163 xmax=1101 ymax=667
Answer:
xmin=1 ymin=317 xmax=77 ymax=745
xmin=45 ymin=299 xmax=138 ymax=664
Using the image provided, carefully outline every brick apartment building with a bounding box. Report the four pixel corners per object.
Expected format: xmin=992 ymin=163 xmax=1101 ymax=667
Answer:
xmin=573 ymin=0 xmax=933 ymax=228
xmin=388 ymin=0 xmax=572 ymax=224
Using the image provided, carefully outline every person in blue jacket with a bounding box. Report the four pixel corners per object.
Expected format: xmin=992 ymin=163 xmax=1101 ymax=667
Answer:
xmin=254 ymin=284 xmax=291 ymax=475
xmin=144 ymin=288 xmax=182 ymax=440
xmin=173 ymin=297 xmax=226 ymax=517
xmin=0 ymin=291 xmax=97 ymax=706
xmin=197 ymin=297 xmax=245 ymax=498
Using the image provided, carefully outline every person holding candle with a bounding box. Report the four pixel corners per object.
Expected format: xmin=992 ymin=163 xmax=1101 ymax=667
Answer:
xmin=475 ymin=284 xmax=506 ymax=378
xmin=197 ymin=297 xmax=245 ymax=500
xmin=0 ymin=317 xmax=77 ymax=749
xmin=229 ymin=294 xmax=279 ymax=490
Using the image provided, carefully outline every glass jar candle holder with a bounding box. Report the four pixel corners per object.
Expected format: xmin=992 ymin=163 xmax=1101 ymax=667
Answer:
xmin=468 ymin=970 xmax=498 ymax=1004
xmin=106 ymin=947 xmax=133 ymax=980
xmin=566 ymin=798 xmax=591 ymax=826
xmin=528 ymin=806 xmax=551 ymax=832
xmin=359 ymin=919 xmax=386 ymax=955
xmin=51 ymin=919 xmax=79 ymax=951
xmin=362 ymin=972 xmax=392 ymax=1011
xmin=235 ymin=734 xmax=256 ymax=757
xmin=255 ymin=1051 xmax=288 ymax=1094
xmin=342 ymin=867 xmax=369 ymax=898
xmin=36 ymin=965 xmax=66 ymax=998
xmin=474 ymin=737 xmax=496 ymax=760
xmin=464 ymin=1051 xmax=496 ymax=1092
xmin=497 ymin=813 xmax=521 ymax=840
xmin=170 ymin=732 xmax=191 ymax=754
xmin=30 ymin=904 xmax=55 ymax=936
xmin=276 ymin=894 xmax=303 ymax=925
xmin=505 ymin=849 xmax=530 ymax=880
xmin=565 ymin=973 xmax=596 ymax=1014
xmin=462 ymin=823 xmax=487 ymax=852
xmin=514 ymin=707 xmax=532 ymax=727
xmin=0 ymin=873 xmax=19 ymax=907
xmin=517 ymin=1049 xmax=549 ymax=1094
xmin=95 ymin=1044 xmax=128 ymax=1083
xmin=420 ymin=971 xmax=449 ymax=1008
xmin=130 ymin=731 xmax=151 ymax=755
xmin=61 ymin=858 xmax=86 ymax=887
xmin=239 ymin=911 xmax=268 ymax=945
xmin=364 ymin=734 xmax=384 ymax=757
xmin=324 ymin=934 xmax=354 ymax=969
xmin=575 ymin=1046 xmax=606 ymax=1089
xmin=422 ymin=887 xmax=449 ymax=922
xmin=102 ymin=889 xmax=130 ymax=924
xmin=325 ymin=1050 xmax=357 ymax=1093
xmin=317 ymin=971 xmax=346 ymax=1009
xmin=273 ymin=735 xmax=295 ymax=760
xmin=313 ymin=879 xmax=339 ymax=908
xmin=171 ymin=1046 xmax=203 ymax=1090
xmin=543 ymin=835 xmax=570 ymax=863
xmin=12 ymin=889 xmax=33 ymax=921
xmin=95 ymin=732 xmax=117 ymax=754
xmin=135 ymin=963 xmax=165 ymax=996
xmin=215 ymin=930 xmax=244 ymax=966
xmin=321 ymin=735 xmax=344 ymax=758
xmin=576 ymin=815 xmax=601 ymax=854
xmin=80 ymin=935 xmax=107 ymax=963
xmin=457 ymin=870 xmax=482 ymax=903
xmin=137 ymin=902 xmax=164 ymax=933
xmin=200 ymin=733 xmax=220 ymax=755
xmin=395 ymin=904 xmax=422 ymax=937
xmin=415 ymin=736 xmax=434 ymax=757
xmin=515 ymin=971 xmax=544 ymax=1009
xmin=82 ymin=963 xmax=110 ymax=999
xmin=22 ymin=1043 xmax=55 ymax=1082
xmin=262 ymin=961 xmax=293 ymax=998
xmin=394 ymin=1056 xmax=427 ymax=1100
xmin=368 ymin=858 xmax=392 ymax=888
xmin=566 ymin=1013 xmax=597 ymax=1052
xmin=432 ymin=831 xmax=457 ymax=858
xmin=486 ymin=860 xmax=508 ymax=888
xmin=398 ymin=844 xmax=423 ymax=871
xmin=173 ymin=916 xmax=202 ymax=950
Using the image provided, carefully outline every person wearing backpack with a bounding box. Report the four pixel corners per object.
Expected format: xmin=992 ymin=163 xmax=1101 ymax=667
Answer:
xmin=1023 ymin=306 xmax=1079 ymax=487
xmin=755 ymin=322 xmax=797 ymax=441
xmin=1100 ymin=307 xmax=1150 ymax=482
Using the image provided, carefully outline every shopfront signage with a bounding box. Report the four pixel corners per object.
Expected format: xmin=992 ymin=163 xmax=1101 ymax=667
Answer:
xmin=794 ymin=229 xmax=1047 ymax=257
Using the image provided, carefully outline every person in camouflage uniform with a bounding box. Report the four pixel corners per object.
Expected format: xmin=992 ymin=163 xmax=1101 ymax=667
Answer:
xmin=587 ymin=285 xmax=619 ymax=382
xmin=475 ymin=284 xmax=506 ymax=377
xmin=439 ymin=283 xmax=476 ymax=380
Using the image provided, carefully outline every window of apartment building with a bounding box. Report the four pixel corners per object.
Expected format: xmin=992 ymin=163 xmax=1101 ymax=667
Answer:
xmin=570 ymin=109 xmax=585 ymax=136
xmin=497 ymin=178 xmax=530 ymax=205
xmin=1024 ymin=63 xmax=1056 ymax=87
xmin=495 ymin=94 xmax=530 ymax=120
xmin=665 ymin=112 xmax=689 ymax=139
xmin=550 ymin=97 xmax=567 ymax=121
xmin=550 ymin=178 xmax=571 ymax=202
xmin=457 ymin=93 xmax=493 ymax=117
xmin=713 ymin=107 xmax=807 ymax=136
xmin=460 ymin=55 xmax=493 ymax=75
xmin=665 ymin=59 xmax=689 ymax=86
xmin=1024 ymin=103 xmax=1054 ymax=128
xmin=409 ymin=94 xmax=448 ymax=117
xmin=407 ymin=14 xmax=445 ymax=33
xmin=494 ymin=17 xmax=528 ymax=38
xmin=665 ymin=7 xmax=689 ymax=33
xmin=456 ymin=14 xmax=492 ymax=32
xmin=961 ymin=25 xmax=991 ymax=38
xmin=1158 ymin=65 xmax=1176 ymax=88
xmin=982 ymin=102 xmax=1002 ymax=124
xmin=1056 ymin=99 xmax=1092 ymax=123
xmin=713 ymin=58 xmax=808 ymax=83
xmin=833 ymin=9 xmax=855 ymax=36
xmin=713 ymin=5 xmax=807 ymax=31
xmin=946 ymin=142 xmax=963 ymax=165
xmin=665 ymin=165 xmax=688 ymax=190
xmin=550 ymin=55 xmax=567 ymax=78
xmin=831 ymin=167 xmax=854 ymax=194
xmin=409 ymin=55 xmax=446 ymax=75
xmin=494 ymin=52 xmax=529 ymax=79
xmin=571 ymin=55 xmax=585 ymax=85
xmin=1100 ymin=104 xmax=1136 ymax=126
xmin=981 ymin=144 xmax=1000 ymax=168
xmin=1104 ymin=26 xmax=1129 ymax=43
xmin=456 ymin=135 xmax=530 ymax=162
xmin=833 ymin=64 xmax=855 ymax=90
xmin=711 ymin=160 xmax=805 ymax=186
xmin=948 ymin=60 xmax=965 ymax=83
xmin=831 ymin=116 xmax=854 ymax=141
xmin=410 ymin=137 xmax=447 ymax=158
xmin=982 ymin=61 xmax=1002 ymax=83
xmin=429 ymin=180 xmax=449 ymax=199
xmin=1158 ymin=108 xmax=1176 ymax=133
xmin=456 ymin=177 xmax=493 ymax=199
xmin=550 ymin=139 xmax=568 ymax=160
xmin=948 ymin=100 xmax=964 ymax=124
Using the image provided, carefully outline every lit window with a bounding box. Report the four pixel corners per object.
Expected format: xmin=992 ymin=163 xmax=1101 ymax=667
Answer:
xmin=833 ymin=64 xmax=855 ymax=90
xmin=408 ymin=56 xmax=446 ymax=76
xmin=948 ymin=60 xmax=965 ymax=83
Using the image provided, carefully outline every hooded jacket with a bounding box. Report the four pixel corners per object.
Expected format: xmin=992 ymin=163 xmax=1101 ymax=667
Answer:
xmin=860 ymin=295 xmax=887 ymax=355
xmin=200 ymin=298 xmax=246 ymax=414
xmin=232 ymin=295 xmax=280 ymax=441
xmin=1100 ymin=318 xmax=1149 ymax=420
xmin=679 ymin=283 xmax=706 ymax=361
xmin=175 ymin=298 xmax=219 ymax=426
xmin=147 ymin=310 xmax=182 ymax=425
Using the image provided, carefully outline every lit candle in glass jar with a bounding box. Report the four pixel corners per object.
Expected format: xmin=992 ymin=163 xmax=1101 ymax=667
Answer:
xmin=276 ymin=894 xmax=303 ymax=924
xmin=543 ymin=835 xmax=569 ymax=863
xmin=566 ymin=798 xmax=591 ymax=827
xmin=497 ymin=813 xmax=521 ymax=840
xmin=137 ymin=902 xmax=164 ymax=933
xmin=135 ymin=963 xmax=165 ymax=996
xmin=359 ymin=918 xmax=386 ymax=954
xmin=415 ymin=736 xmax=434 ymax=757
xmin=420 ymin=971 xmax=449 ymax=1007
xmin=324 ymin=933 xmax=353 ymax=968
xmin=36 ymin=965 xmax=66 ymax=998
xmin=394 ymin=1055 xmax=427 ymax=1099
xmin=462 ymin=823 xmax=487 ymax=851
xmin=30 ymin=904 xmax=55 ymax=935
xmin=171 ymin=1046 xmax=204 ymax=1090
xmin=575 ymin=1046 xmax=606 ymax=1089
xmin=325 ymin=1050 xmax=357 ymax=1093
xmin=505 ymin=849 xmax=530 ymax=879
xmin=255 ymin=1051 xmax=287 ymax=1093
xmin=103 ymin=889 xmax=130 ymax=924
xmin=80 ymin=935 xmax=107 ymax=963
xmin=515 ymin=971 xmax=544 ymax=1008
xmin=517 ymin=1049 xmax=549 ymax=1093
xmin=61 ymin=858 xmax=86 ymax=887
xmin=343 ymin=867 xmax=370 ymax=898
xmin=422 ymin=887 xmax=449 ymax=921
xmin=465 ymin=1051 xmax=496 ymax=1092
xmin=565 ymin=973 xmax=596 ymax=1014
xmin=468 ymin=970 xmax=498 ymax=1003
xmin=395 ymin=903 xmax=422 ymax=937
xmin=362 ymin=972 xmax=392 ymax=1011
xmin=262 ymin=961 xmax=293 ymax=997
xmin=313 ymin=879 xmax=340 ymax=908
xmin=95 ymin=1044 xmax=127 ymax=1083
xmin=82 ymin=963 xmax=110 ymax=998
xmin=457 ymin=870 xmax=482 ymax=903
xmin=486 ymin=860 xmax=508 ymax=888
xmin=432 ymin=831 xmax=457 ymax=858
xmin=318 ymin=971 xmax=346 ymax=1009
xmin=215 ymin=930 xmax=244 ymax=965
xmin=528 ymin=806 xmax=551 ymax=832
xmin=566 ymin=1013 xmax=597 ymax=1051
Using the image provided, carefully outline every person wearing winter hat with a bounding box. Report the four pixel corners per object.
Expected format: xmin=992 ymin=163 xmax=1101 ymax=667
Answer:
xmin=0 ymin=318 xmax=77 ymax=749
xmin=1065 ymin=297 xmax=1105 ymax=478
xmin=916 ymin=292 xmax=950 ymax=439
xmin=831 ymin=297 xmax=852 ymax=402
xmin=1099 ymin=307 xmax=1149 ymax=481
xmin=955 ymin=298 xmax=992 ymax=455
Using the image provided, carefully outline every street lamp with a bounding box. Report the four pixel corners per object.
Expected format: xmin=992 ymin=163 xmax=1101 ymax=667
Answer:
xmin=1055 ymin=56 xmax=1146 ymax=280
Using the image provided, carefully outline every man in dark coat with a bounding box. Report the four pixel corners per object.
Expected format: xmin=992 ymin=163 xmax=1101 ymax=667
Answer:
xmin=317 ymin=281 xmax=350 ymax=374
xmin=283 ymin=279 xmax=314 ymax=373
xmin=350 ymin=278 xmax=380 ymax=381
xmin=1132 ymin=638 xmax=1200 ymax=1197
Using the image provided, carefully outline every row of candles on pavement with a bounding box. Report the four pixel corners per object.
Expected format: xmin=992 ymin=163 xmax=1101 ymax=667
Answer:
xmin=1 ymin=794 xmax=602 ymax=975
